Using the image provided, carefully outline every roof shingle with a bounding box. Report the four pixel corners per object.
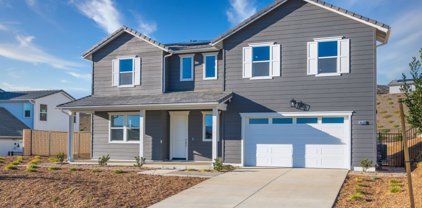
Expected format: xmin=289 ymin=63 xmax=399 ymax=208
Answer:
xmin=0 ymin=107 xmax=28 ymax=137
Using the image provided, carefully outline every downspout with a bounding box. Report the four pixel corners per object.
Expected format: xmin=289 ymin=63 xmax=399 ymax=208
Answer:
xmin=162 ymin=53 xmax=173 ymax=93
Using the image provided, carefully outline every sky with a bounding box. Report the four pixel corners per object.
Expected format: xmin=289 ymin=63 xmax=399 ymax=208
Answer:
xmin=0 ymin=0 xmax=421 ymax=98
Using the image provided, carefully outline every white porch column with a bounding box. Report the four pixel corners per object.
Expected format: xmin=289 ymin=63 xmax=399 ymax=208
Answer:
xmin=67 ymin=111 xmax=74 ymax=162
xmin=212 ymin=108 xmax=220 ymax=161
xmin=139 ymin=110 xmax=146 ymax=158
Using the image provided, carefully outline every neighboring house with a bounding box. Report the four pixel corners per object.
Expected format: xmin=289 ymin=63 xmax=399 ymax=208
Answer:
xmin=0 ymin=89 xmax=79 ymax=132
xmin=59 ymin=0 xmax=390 ymax=170
xmin=388 ymin=79 xmax=415 ymax=94
xmin=0 ymin=107 xmax=28 ymax=155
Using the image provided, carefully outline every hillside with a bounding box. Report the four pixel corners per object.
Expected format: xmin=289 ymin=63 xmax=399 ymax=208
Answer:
xmin=376 ymin=93 xmax=410 ymax=133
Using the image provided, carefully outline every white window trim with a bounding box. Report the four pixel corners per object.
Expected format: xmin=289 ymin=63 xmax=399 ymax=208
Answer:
xmin=249 ymin=43 xmax=274 ymax=79
xmin=108 ymin=112 xmax=140 ymax=144
xmin=314 ymin=37 xmax=343 ymax=76
xmin=202 ymin=53 xmax=218 ymax=80
xmin=201 ymin=111 xmax=220 ymax=142
xmin=117 ymin=56 xmax=136 ymax=87
xmin=180 ymin=54 xmax=194 ymax=81
xmin=23 ymin=103 xmax=32 ymax=118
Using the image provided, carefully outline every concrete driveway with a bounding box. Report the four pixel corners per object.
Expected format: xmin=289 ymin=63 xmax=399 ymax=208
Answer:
xmin=150 ymin=168 xmax=347 ymax=208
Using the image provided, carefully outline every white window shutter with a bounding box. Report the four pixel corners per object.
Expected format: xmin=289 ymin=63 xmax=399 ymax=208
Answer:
xmin=307 ymin=41 xmax=318 ymax=75
xmin=112 ymin=59 xmax=119 ymax=86
xmin=134 ymin=57 xmax=141 ymax=85
xmin=339 ymin=39 xmax=350 ymax=74
xmin=243 ymin=47 xmax=252 ymax=78
xmin=271 ymin=44 xmax=281 ymax=77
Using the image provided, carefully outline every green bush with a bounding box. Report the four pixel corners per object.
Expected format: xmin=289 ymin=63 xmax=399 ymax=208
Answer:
xmin=25 ymin=164 xmax=37 ymax=172
xmin=134 ymin=156 xmax=146 ymax=169
xmin=48 ymin=166 xmax=60 ymax=171
xmin=48 ymin=157 xmax=59 ymax=163
xmin=355 ymin=189 xmax=366 ymax=195
xmin=57 ymin=152 xmax=65 ymax=163
xmin=388 ymin=120 xmax=395 ymax=123
xmin=29 ymin=158 xmax=41 ymax=165
xmin=389 ymin=179 xmax=401 ymax=184
xmin=16 ymin=156 xmax=24 ymax=162
xmin=360 ymin=159 xmax=373 ymax=173
xmin=27 ymin=163 xmax=38 ymax=169
xmin=98 ymin=154 xmax=110 ymax=166
xmin=213 ymin=158 xmax=223 ymax=172
xmin=113 ymin=169 xmax=126 ymax=174
xmin=69 ymin=167 xmax=77 ymax=172
xmin=383 ymin=114 xmax=393 ymax=119
xmin=390 ymin=186 xmax=401 ymax=193
xmin=356 ymin=183 xmax=368 ymax=187
xmin=4 ymin=163 xmax=17 ymax=170
xmin=11 ymin=160 xmax=20 ymax=165
xmin=350 ymin=193 xmax=364 ymax=200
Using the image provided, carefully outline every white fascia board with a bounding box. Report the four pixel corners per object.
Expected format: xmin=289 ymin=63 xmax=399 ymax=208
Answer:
xmin=58 ymin=102 xmax=220 ymax=112
xmin=240 ymin=111 xmax=354 ymax=118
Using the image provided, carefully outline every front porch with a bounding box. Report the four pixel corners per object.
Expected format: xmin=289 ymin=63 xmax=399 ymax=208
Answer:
xmin=58 ymin=91 xmax=232 ymax=164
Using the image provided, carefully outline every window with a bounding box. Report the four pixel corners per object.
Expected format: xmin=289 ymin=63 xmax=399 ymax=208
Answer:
xmin=202 ymin=113 xmax=213 ymax=141
xmin=252 ymin=46 xmax=271 ymax=77
xmin=109 ymin=113 xmax=140 ymax=143
xmin=180 ymin=55 xmax=194 ymax=81
xmin=322 ymin=117 xmax=344 ymax=124
xmin=318 ymin=41 xmax=337 ymax=74
xmin=24 ymin=103 xmax=31 ymax=118
xmin=297 ymin=117 xmax=318 ymax=124
xmin=249 ymin=118 xmax=269 ymax=124
xmin=272 ymin=118 xmax=293 ymax=124
xmin=39 ymin=104 xmax=47 ymax=121
xmin=203 ymin=54 xmax=217 ymax=80
xmin=119 ymin=58 xmax=134 ymax=85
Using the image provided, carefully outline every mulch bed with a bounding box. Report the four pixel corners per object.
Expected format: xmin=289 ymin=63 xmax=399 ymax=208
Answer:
xmin=0 ymin=156 xmax=206 ymax=208
xmin=335 ymin=163 xmax=422 ymax=208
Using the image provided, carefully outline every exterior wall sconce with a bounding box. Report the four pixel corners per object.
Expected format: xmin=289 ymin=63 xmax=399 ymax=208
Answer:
xmin=290 ymin=98 xmax=310 ymax=111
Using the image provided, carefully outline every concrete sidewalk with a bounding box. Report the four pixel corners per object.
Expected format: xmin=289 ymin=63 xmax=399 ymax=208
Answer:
xmin=150 ymin=168 xmax=347 ymax=208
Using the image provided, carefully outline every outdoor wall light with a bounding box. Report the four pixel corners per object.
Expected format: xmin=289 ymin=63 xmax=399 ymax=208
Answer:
xmin=290 ymin=99 xmax=297 ymax=108
xmin=290 ymin=98 xmax=310 ymax=111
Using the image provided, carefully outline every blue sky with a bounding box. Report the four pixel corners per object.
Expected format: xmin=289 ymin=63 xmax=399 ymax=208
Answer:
xmin=0 ymin=0 xmax=421 ymax=98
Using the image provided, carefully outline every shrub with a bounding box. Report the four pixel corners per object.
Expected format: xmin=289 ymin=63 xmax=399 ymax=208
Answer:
xmin=34 ymin=155 xmax=41 ymax=159
xmin=92 ymin=169 xmax=102 ymax=173
xmin=48 ymin=166 xmax=60 ymax=171
xmin=16 ymin=156 xmax=24 ymax=162
xmin=25 ymin=164 xmax=37 ymax=172
xmin=380 ymin=129 xmax=390 ymax=133
xmin=390 ymin=186 xmax=401 ymax=193
xmin=113 ymin=169 xmax=126 ymax=174
xmin=356 ymin=183 xmax=368 ymax=187
xmin=388 ymin=120 xmax=395 ymax=123
xmin=98 ymin=154 xmax=110 ymax=166
xmin=11 ymin=160 xmax=20 ymax=165
xmin=360 ymin=159 xmax=373 ymax=173
xmin=134 ymin=156 xmax=146 ymax=169
xmin=27 ymin=163 xmax=38 ymax=169
xmin=355 ymin=177 xmax=364 ymax=182
xmin=388 ymin=101 xmax=394 ymax=105
xmin=222 ymin=165 xmax=235 ymax=172
xmin=355 ymin=189 xmax=366 ymax=195
xmin=57 ymin=152 xmax=65 ymax=163
xmin=69 ymin=167 xmax=77 ymax=172
xmin=383 ymin=114 xmax=393 ymax=119
xmin=213 ymin=158 xmax=224 ymax=171
xmin=4 ymin=163 xmax=17 ymax=170
xmin=390 ymin=179 xmax=401 ymax=184
xmin=380 ymin=111 xmax=388 ymax=114
xmin=29 ymin=159 xmax=41 ymax=165
xmin=393 ymin=124 xmax=400 ymax=128
xmin=48 ymin=158 xmax=59 ymax=163
xmin=350 ymin=193 xmax=364 ymax=200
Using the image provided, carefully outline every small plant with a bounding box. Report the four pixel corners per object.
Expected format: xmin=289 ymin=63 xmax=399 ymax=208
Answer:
xmin=380 ymin=129 xmax=390 ymax=133
xmin=383 ymin=114 xmax=392 ymax=119
xmin=48 ymin=166 xmax=60 ymax=171
xmin=350 ymin=193 xmax=364 ymax=201
xmin=389 ymin=179 xmax=401 ymax=184
xmin=4 ymin=163 xmax=17 ymax=170
xmin=184 ymin=168 xmax=198 ymax=172
xmin=29 ymin=158 xmax=41 ymax=165
xmin=356 ymin=183 xmax=368 ymax=187
xmin=113 ymin=169 xmax=126 ymax=174
xmin=388 ymin=120 xmax=394 ymax=123
xmin=200 ymin=169 xmax=212 ymax=172
xmin=25 ymin=164 xmax=37 ymax=172
xmin=57 ymin=152 xmax=65 ymax=163
xmin=92 ymin=169 xmax=102 ymax=173
xmin=355 ymin=189 xmax=366 ymax=195
xmin=69 ymin=167 xmax=77 ymax=172
xmin=27 ymin=163 xmax=38 ymax=169
xmin=388 ymin=101 xmax=394 ymax=105
xmin=222 ymin=165 xmax=235 ymax=172
xmin=16 ymin=156 xmax=24 ymax=162
xmin=48 ymin=158 xmax=59 ymax=163
xmin=360 ymin=159 xmax=373 ymax=173
xmin=390 ymin=186 xmax=402 ymax=193
xmin=98 ymin=154 xmax=110 ymax=166
xmin=355 ymin=177 xmax=364 ymax=182
xmin=213 ymin=158 xmax=224 ymax=172
xmin=34 ymin=155 xmax=41 ymax=159
xmin=134 ymin=156 xmax=146 ymax=169
xmin=11 ymin=160 xmax=20 ymax=165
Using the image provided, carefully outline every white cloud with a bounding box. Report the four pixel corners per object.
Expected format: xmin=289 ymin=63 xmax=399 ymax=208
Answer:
xmin=0 ymin=82 xmax=45 ymax=91
xmin=60 ymin=79 xmax=71 ymax=84
xmin=138 ymin=22 xmax=157 ymax=36
xmin=67 ymin=71 xmax=91 ymax=81
xmin=75 ymin=0 xmax=121 ymax=34
xmin=0 ymin=23 xmax=9 ymax=32
xmin=0 ymin=35 xmax=82 ymax=70
xmin=226 ymin=0 xmax=257 ymax=25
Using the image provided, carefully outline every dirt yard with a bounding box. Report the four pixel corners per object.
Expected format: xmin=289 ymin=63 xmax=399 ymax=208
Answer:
xmin=0 ymin=156 xmax=206 ymax=208
xmin=335 ymin=163 xmax=422 ymax=208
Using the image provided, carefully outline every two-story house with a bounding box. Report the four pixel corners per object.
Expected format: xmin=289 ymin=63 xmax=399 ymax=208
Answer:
xmin=0 ymin=89 xmax=78 ymax=155
xmin=59 ymin=0 xmax=390 ymax=170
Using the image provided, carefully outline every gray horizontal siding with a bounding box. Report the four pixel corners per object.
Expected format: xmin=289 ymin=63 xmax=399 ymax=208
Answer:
xmin=92 ymin=32 xmax=163 ymax=96
xmin=222 ymin=0 xmax=376 ymax=166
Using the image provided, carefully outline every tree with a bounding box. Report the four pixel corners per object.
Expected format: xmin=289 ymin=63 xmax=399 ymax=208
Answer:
xmin=401 ymin=48 xmax=422 ymax=132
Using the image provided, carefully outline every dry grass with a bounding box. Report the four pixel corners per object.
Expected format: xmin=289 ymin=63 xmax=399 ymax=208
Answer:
xmin=376 ymin=94 xmax=409 ymax=133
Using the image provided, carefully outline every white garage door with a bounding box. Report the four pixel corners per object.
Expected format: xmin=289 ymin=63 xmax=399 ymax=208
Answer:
xmin=244 ymin=115 xmax=350 ymax=169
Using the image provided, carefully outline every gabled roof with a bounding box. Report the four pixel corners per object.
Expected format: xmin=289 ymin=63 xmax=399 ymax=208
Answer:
xmin=82 ymin=26 xmax=170 ymax=60
xmin=0 ymin=107 xmax=28 ymax=137
xmin=0 ymin=90 xmax=74 ymax=101
xmin=211 ymin=0 xmax=391 ymax=46
xmin=164 ymin=41 xmax=219 ymax=54
xmin=388 ymin=79 xmax=415 ymax=87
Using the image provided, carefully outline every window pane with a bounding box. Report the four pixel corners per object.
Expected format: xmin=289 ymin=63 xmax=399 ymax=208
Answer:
xmin=249 ymin=118 xmax=269 ymax=124
xmin=318 ymin=41 xmax=337 ymax=57
xmin=318 ymin=58 xmax=337 ymax=73
xmin=120 ymin=72 xmax=133 ymax=85
xmin=204 ymin=114 xmax=213 ymax=140
xmin=205 ymin=56 xmax=216 ymax=78
xmin=111 ymin=115 xmax=124 ymax=127
xmin=111 ymin=129 xmax=124 ymax=141
xmin=127 ymin=129 xmax=140 ymax=141
xmin=119 ymin=59 xmax=133 ymax=72
xmin=322 ymin=117 xmax=344 ymax=123
xmin=25 ymin=110 xmax=31 ymax=118
xmin=252 ymin=46 xmax=270 ymax=61
xmin=297 ymin=118 xmax=318 ymax=124
xmin=252 ymin=62 xmax=270 ymax=77
xmin=182 ymin=57 xmax=193 ymax=79
xmin=40 ymin=104 xmax=47 ymax=121
xmin=127 ymin=115 xmax=140 ymax=128
xmin=272 ymin=118 xmax=293 ymax=124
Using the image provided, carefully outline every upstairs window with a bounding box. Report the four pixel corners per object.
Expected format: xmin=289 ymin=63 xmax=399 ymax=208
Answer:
xmin=203 ymin=53 xmax=217 ymax=80
xmin=40 ymin=104 xmax=47 ymax=121
xmin=243 ymin=43 xmax=280 ymax=79
xmin=252 ymin=46 xmax=271 ymax=77
xmin=24 ymin=103 xmax=31 ymax=118
xmin=318 ymin=41 xmax=337 ymax=74
xmin=112 ymin=57 xmax=141 ymax=87
xmin=180 ymin=55 xmax=194 ymax=81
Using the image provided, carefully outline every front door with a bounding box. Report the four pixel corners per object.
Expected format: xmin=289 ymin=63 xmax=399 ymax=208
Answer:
xmin=170 ymin=111 xmax=189 ymax=160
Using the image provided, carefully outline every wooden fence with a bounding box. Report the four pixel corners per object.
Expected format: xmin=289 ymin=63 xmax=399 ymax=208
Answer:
xmin=377 ymin=128 xmax=422 ymax=167
xmin=23 ymin=129 xmax=91 ymax=159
